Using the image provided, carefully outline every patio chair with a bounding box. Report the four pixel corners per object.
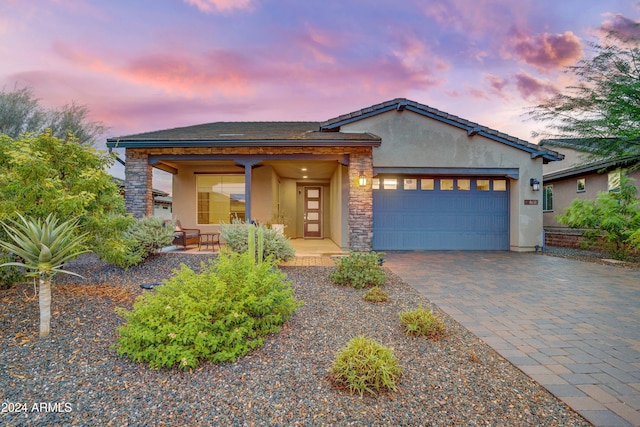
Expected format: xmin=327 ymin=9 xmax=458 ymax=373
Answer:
xmin=172 ymin=220 xmax=200 ymax=249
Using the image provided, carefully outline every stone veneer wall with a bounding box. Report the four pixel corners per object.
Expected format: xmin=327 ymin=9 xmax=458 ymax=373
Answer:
xmin=348 ymin=150 xmax=373 ymax=251
xmin=125 ymin=149 xmax=153 ymax=218
xmin=123 ymin=145 xmax=375 ymax=251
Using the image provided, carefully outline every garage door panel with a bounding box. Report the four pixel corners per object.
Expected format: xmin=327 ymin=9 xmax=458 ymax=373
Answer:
xmin=373 ymin=177 xmax=509 ymax=250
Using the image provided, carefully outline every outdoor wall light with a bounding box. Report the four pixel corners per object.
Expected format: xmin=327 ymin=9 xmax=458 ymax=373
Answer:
xmin=530 ymin=178 xmax=541 ymax=191
xmin=359 ymin=176 xmax=367 ymax=187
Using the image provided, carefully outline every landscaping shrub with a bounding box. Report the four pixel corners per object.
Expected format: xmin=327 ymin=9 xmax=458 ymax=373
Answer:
xmin=363 ymin=286 xmax=389 ymax=303
xmin=125 ymin=216 xmax=175 ymax=259
xmin=331 ymin=336 xmax=402 ymax=396
xmin=0 ymin=252 xmax=23 ymax=290
xmin=114 ymin=249 xmax=300 ymax=369
xmin=398 ymin=306 xmax=445 ymax=338
xmin=220 ymin=219 xmax=295 ymax=261
xmin=330 ymin=252 xmax=386 ymax=289
xmin=99 ymin=216 xmax=174 ymax=269
xmin=557 ymin=170 xmax=640 ymax=261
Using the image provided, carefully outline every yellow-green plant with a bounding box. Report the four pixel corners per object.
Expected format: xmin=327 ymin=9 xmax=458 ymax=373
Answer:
xmin=0 ymin=214 xmax=89 ymax=336
xmin=330 ymin=252 xmax=386 ymax=289
xmin=331 ymin=336 xmax=402 ymax=396
xmin=114 ymin=248 xmax=301 ymax=369
xmin=398 ymin=306 xmax=444 ymax=339
xmin=363 ymin=286 xmax=389 ymax=303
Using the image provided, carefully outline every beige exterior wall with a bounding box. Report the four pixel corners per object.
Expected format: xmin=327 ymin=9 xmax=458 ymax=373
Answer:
xmin=544 ymin=169 xmax=640 ymax=228
xmin=171 ymin=163 xmax=277 ymax=232
xmin=339 ymin=110 xmax=547 ymax=251
xmin=329 ymin=165 xmax=349 ymax=249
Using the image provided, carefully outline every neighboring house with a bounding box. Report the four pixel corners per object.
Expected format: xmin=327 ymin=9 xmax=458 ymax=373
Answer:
xmin=539 ymin=139 xmax=640 ymax=229
xmin=106 ymin=98 xmax=562 ymax=252
xmin=112 ymin=177 xmax=173 ymax=220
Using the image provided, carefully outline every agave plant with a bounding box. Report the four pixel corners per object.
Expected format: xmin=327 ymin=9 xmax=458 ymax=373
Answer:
xmin=0 ymin=214 xmax=89 ymax=337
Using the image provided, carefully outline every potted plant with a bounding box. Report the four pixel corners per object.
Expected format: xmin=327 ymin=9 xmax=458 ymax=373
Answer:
xmin=271 ymin=211 xmax=287 ymax=234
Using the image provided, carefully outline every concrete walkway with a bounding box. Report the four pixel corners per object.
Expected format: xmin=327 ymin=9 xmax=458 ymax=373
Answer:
xmin=384 ymin=251 xmax=640 ymax=427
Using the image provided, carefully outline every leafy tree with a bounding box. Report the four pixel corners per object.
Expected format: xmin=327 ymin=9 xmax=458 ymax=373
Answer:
xmin=0 ymin=131 xmax=135 ymax=264
xmin=529 ymin=31 xmax=640 ymax=159
xmin=0 ymin=214 xmax=89 ymax=337
xmin=556 ymin=171 xmax=640 ymax=260
xmin=0 ymin=86 xmax=106 ymax=146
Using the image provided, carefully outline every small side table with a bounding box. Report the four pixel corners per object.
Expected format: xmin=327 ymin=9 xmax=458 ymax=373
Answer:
xmin=199 ymin=232 xmax=220 ymax=251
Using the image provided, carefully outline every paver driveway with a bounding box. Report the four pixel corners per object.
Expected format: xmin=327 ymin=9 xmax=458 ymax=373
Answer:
xmin=384 ymin=251 xmax=640 ymax=427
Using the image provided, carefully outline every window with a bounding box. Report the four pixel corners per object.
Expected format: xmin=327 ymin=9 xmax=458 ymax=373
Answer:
xmin=457 ymin=179 xmax=470 ymax=191
xmin=577 ymin=178 xmax=585 ymax=193
xmin=608 ymin=171 xmax=621 ymax=193
xmin=493 ymin=180 xmax=507 ymax=191
xmin=197 ymin=175 xmax=245 ymax=224
xmin=403 ymin=178 xmax=417 ymax=190
xmin=383 ymin=178 xmax=397 ymax=190
xmin=543 ymin=185 xmax=553 ymax=212
xmin=372 ymin=178 xmax=380 ymax=190
xmin=476 ymin=179 xmax=490 ymax=191
xmin=440 ymin=179 xmax=454 ymax=190
xmin=420 ymin=178 xmax=434 ymax=190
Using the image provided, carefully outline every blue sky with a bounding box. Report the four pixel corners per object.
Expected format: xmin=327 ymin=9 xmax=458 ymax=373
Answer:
xmin=1 ymin=0 xmax=638 ymax=189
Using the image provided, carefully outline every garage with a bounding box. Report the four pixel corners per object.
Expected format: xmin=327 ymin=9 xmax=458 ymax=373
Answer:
xmin=372 ymin=176 xmax=510 ymax=250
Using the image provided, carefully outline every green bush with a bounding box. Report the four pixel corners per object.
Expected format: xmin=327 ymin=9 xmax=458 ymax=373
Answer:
xmin=0 ymin=252 xmax=24 ymax=290
xmin=330 ymin=252 xmax=386 ymax=289
xmin=220 ymin=219 xmax=295 ymax=261
xmin=363 ymin=286 xmax=389 ymax=303
xmin=331 ymin=336 xmax=402 ymax=396
xmin=114 ymin=249 xmax=300 ymax=369
xmin=557 ymin=170 xmax=640 ymax=260
xmin=98 ymin=216 xmax=174 ymax=269
xmin=398 ymin=306 xmax=444 ymax=338
xmin=125 ymin=216 xmax=175 ymax=258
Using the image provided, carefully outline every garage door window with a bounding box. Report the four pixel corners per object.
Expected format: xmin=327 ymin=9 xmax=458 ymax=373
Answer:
xmin=420 ymin=179 xmax=434 ymax=190
xmin=441 ymin=179 xmax=454 ymax=190
xmin=383 ymin=178 xmax=397 ymax=190
xmin=493 ymin=180 xmax=507 ymax=191
xmin=477 ymin=179 xmax=490 ymax=191
xmin=403 ymin=179 xmax=417 ymax=190
xmin=457 ymin=179 xmax=470 ymax=191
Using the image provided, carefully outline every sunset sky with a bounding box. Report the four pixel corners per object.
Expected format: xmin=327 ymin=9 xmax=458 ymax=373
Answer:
xmin=1 ymin=0 xmax=638 ymax=189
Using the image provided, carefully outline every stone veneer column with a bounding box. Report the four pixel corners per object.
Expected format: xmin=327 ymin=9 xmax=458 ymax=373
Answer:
xmin=348 ymin=150 xmax=373 ymax=251
xmin=125 ymin=149 xmax=153 ymax=218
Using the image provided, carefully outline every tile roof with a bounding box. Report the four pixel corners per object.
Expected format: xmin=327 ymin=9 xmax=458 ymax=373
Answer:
xmin=321 ymin=98 xmax=563 ymax=162
xmin=106 ymin=121 xmax=380 ymax=148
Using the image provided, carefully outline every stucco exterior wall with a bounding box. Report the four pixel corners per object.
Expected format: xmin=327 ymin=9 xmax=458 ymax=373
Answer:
xmin=339 ymin=110 xmax=546 ymax=251
xmin=544 ymin=169 xmax=640 ymax=228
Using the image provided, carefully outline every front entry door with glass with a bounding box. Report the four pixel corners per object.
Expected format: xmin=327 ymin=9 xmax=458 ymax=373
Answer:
xmin=304 ymin=186 xmax=322 ymax=238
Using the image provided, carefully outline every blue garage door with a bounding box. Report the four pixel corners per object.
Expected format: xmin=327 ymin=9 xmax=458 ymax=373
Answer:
xmin=373 ymin=177 xmax=509 ymax=250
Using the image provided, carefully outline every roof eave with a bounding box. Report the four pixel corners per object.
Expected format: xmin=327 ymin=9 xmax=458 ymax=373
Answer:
xmin=543 ymin=155 xmax=640 ymax=181
xmin=106 ymin=138 xmax=382 ymax=149
xmin=320 ymin=99 xmax=563 ymax=162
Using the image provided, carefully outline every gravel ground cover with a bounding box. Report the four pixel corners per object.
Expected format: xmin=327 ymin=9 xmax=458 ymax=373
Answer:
xmin=0 ymin=253 xmax=592 ymax=426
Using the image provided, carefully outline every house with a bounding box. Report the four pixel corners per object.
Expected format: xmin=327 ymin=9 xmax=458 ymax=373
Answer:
xmin=106 ymin=98 xmax=562 ymax=252
xmin=539 ymin=138 xmax=640 ymax=247
xmin=111 ymin=176 xmax=173 ymax=220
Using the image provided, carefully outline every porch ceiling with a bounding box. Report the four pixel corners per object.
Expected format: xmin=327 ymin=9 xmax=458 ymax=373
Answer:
xmin=153 ymin=159 xmax=340 ymax=180
xmin=265 ymin=160 xmax=339 ymax=180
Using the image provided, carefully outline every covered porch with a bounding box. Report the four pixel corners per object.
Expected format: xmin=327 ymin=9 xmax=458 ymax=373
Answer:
xmin=107 ymin=121 xmax=380 ymax=252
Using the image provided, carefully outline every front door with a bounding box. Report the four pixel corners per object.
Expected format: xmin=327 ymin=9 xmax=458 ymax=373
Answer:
xmin=304 ymin=186 xmax=322 ymax=238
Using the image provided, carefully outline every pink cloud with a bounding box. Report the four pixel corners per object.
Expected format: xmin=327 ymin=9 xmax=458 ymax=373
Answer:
xmin=421 ymin=0 xmax=523 ymax=38
xmin=514 ymin=71 xmax=558 ymax=101
xmin=508 ymin=30 xmax=583 ymax=72
xmin=183 ymin=0 xmax=254 ymax=13
xmin=123 ymin=50 xmax=258 ymax=96
xmin=485 ymin=74 xmax=510 ymax=100
xmin=599 ymin=13 xmax=640 ymax=41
